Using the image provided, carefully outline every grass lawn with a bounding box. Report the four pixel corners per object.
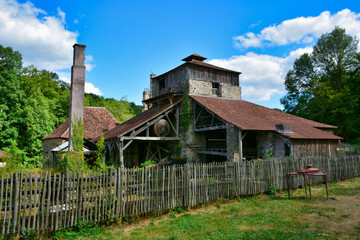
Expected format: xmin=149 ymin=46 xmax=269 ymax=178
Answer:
xmin=54 ymin=177 xmax=360 ymax=240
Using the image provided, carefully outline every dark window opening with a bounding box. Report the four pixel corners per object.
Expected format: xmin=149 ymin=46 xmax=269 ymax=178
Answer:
xmin=243 ymin=131 xmax=258 ymax=160
xmin=284 ymin=144 xmax=290 ymax=156
xmin=159 ymin=78 xmax=165 ymax=90
xmin=212 ymin=82 xmax=220 ymax=96
xmin=206 ymin=154 xmax=226 ymax=163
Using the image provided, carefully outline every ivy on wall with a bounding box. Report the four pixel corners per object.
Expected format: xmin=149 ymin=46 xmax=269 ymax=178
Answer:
xmin=181 ymin=88 xmax=192 ymax=132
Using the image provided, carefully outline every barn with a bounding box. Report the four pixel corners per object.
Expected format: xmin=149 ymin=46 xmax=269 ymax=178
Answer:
xmin=92 ymin=54 xmax=341 ymax=167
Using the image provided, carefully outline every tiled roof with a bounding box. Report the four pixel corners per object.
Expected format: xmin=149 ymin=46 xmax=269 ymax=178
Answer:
xmin=187 ymin=59 xmax=241 ymax=74
xmin=43 ymin=107 xmax=119 ymax=140
xmin=191 ymin=95 xmax=341 ymax=140
xmin=154 ymin=56 xmax=240 ymax=80
xmin=95 ymin=101 xmax=180 ymax=141
xmin=182 ymin=53 xmax=207 ymax=62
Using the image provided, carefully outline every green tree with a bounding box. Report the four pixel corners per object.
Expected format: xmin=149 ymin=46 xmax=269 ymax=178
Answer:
xmin=0 ymin=46 xmax=24 ymax=148
xmin=94 ymin=134 xmax=106 ymax=171
xmin=281 ymin=27 xmax=360 ymax=142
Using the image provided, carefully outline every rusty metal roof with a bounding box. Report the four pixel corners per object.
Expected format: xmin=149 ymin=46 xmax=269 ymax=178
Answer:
xmin=191 ymin=95 xmax=341 ymax=140
xmin=43 ymin=107 xmax=119 ymax=140
xmin=94 ymin=101 xmax=180 ymax=141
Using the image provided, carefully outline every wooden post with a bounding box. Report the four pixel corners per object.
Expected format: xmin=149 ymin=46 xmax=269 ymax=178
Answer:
xmin=239 ymin=129 xmax=243 ymax=161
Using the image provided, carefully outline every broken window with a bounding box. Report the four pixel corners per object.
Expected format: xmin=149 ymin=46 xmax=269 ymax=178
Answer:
xmin=212 ymin=82 xmax=220 ymax=96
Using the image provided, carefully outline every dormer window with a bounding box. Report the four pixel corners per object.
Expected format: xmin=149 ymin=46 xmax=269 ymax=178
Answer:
xmin=212 ymin=82 xmax=220 ymax=96
xmin=159 ymin=78 xmax=165 ymax=90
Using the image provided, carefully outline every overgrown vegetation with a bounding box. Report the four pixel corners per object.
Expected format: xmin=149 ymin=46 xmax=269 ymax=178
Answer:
xmin=94 ymin=135 xmax=106 ymax=171
xmin=281 ymin=27 xmax=360 ymax=144
xmin=53 ymin=177 xmax=360 ymax=240
xmin=0 ymin=45 xmax=141 ymax=170
xmin=180 ymin=88 xmax=192 ymax=132
xmin=57 ymin=118 xmax=87 ymax=173
xmin=140 ymin=159 xmax=157 ymax=168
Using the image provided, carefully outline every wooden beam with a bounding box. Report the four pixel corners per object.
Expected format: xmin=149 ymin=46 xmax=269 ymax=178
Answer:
xmin=165 ymin=113 xmax=177 ymax=135
xmin=241 ymin=131 xmax=248 ymax=140
xmin=128 ymin=109 xmax=172 ymax=138
xmin=176 ymin=106 xmax=179 ymax=135
xmin=197 ymin=151 xmax=227 ymax=157
xmin=194 ymin=125 xmax=226 ymax=132
xmin=122 ymin=136 xmax=180 ymax=141
xmin=239 ymin=129 xmax=243 ymax=161
xmin=123 ymin=140 xmax=133 ymax=151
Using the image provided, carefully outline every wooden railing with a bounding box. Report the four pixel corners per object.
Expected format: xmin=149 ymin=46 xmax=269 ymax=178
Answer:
xmin=0 ymin=156 xmax=359 ymax=235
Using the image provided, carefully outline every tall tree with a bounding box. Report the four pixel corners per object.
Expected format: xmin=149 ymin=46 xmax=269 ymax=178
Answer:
xmin=281 ymin=27 xmax=360 ymax=143
xmin=0 ymin=46 xmax=24 ymax=148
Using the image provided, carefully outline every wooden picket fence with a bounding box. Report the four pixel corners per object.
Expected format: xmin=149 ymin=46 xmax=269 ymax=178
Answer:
xmin=0 ymin=155 xmax=359 ymax=235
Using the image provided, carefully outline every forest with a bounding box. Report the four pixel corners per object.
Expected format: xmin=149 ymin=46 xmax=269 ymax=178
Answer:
xmin=0 ymin=45 xmax=141 ymax=167
xmin=281 ymin=27 xmax=360 ymax=144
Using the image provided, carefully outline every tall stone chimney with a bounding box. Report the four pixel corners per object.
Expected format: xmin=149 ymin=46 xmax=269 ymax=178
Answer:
xmin=68 ymin=43 xmax=86 ymax=152
xmin=142 ymin=90 xmax=150 ymax=112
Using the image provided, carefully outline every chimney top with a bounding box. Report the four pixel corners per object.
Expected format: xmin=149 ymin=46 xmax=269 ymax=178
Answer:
xmin=72 ymin=43 xmax=86 ymax=66
xmin=73 ymin=43 xmax=86 ymax=48
xmin=182 ymin=53 xmax=207 ymax=62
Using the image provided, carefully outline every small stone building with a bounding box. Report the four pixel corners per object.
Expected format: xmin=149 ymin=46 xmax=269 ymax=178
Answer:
xmin=43 ymin=107 xmax=119 ymax=165
xmin=93 ymin=54 xmax=341 ymax=167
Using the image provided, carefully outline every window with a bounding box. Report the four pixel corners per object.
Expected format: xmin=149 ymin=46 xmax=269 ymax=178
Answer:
xmin=284 ymin=144 xmax=291 ymax=156
xmin=159 ymin=78 xmax=165 ymax=90
xmin=212 ymin=82 xmax=220 ymax=96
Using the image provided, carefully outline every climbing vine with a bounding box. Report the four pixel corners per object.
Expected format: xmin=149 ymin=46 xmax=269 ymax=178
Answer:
xmin=181 ymin=88 xmax=192 ymax=132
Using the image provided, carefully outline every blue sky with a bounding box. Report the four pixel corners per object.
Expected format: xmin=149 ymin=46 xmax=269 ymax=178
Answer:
xmin=1 ymin=0 xmax=359 ymax=109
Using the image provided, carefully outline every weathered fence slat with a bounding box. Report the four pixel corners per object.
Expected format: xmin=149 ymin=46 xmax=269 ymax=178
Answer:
xmin=0 ymin=156 xmax=360 ymax=235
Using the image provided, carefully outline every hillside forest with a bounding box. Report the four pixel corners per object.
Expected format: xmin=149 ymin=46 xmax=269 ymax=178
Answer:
xmin=0 ymin=45 xmax=141 ymax=167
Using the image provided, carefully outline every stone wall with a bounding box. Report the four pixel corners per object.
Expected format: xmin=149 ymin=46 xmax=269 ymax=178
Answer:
xmin=179 ymin=97 xmax=206 ymax=163
xmin=256 ymin=132 xmax=275 ymax=158
xmin=43 ymin=138 xmax=66 ymax=162
xmin=221 ymin=85 xmax=241 ymax=99
xmin=188 ymin=79 xmax=241 ymax=99
xmin=226 ymin=125 xmax=240 ymax=162
xmin=188 ymin=80 xmax=213 ymax=96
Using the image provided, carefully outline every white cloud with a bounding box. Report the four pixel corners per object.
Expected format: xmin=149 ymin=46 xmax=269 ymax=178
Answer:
xmin=85 ymin=82 xmax=103 ymax=96
xmin=208 ymin=47 xmax=313 ymax=102
xmin=234 ymin=9 xmax=360 ymax=48
xmin=249 ymin=20 xmax=262 ymax=28
xmin=85 ymin=55 xmax=96 ymax=72
xmin=57 ymin=7 xmax=65 ymax=24
xmin=56 ymin=71 xmax=103 ymax=96
xmin=0 ymin=0 xmax=76 ymax=71
xmin=0 ymin=0 xmax=103 ymax=94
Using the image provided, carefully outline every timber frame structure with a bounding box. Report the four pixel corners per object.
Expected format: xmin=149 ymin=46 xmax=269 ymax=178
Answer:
xmin=103 ymin=103 xmax=181 ymax=167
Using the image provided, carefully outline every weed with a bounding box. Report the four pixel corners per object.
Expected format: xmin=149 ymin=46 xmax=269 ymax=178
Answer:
xmin=267 ymin=184 xmax=278 ymax=197
xmin=175 ymin=207 xmax=184 ymax=214
xmin=215 ymin=202 xmax=221 ymax=208
xmin=20 ymin=227 xmax=37 ymax=240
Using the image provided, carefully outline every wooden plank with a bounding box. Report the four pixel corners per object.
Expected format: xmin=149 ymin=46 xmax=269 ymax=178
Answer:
xmin=50 ymin=173 xmax=56 ymax=230
xmin=12 ymin=172 xmax=19 ymax=233
xmin=7 ymin=172 xmax=14 ymax=234
xmin=40 ymin=171 xmax=48 ymax=230
xmin=2 ymin=173 xmax=9 ymax=234
xmin=55 ymin=174 xmax=61 ymax=230
xmin=121 ymin=136 xmax=180 ymax=141
xmin=0 ymin=174 xmax=3 ymax=231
